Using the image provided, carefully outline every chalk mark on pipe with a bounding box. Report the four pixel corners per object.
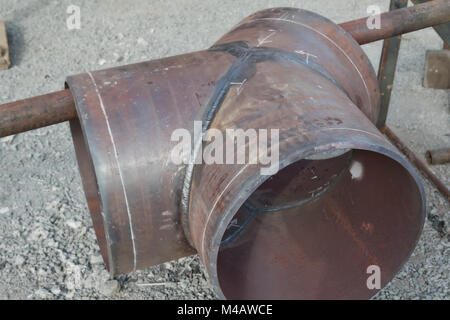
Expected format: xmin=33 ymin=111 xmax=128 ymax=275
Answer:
xmin=251 ymin=17 xmax=373 ymax=113
xmin=87 ymin=71 xmax=138 ymax=271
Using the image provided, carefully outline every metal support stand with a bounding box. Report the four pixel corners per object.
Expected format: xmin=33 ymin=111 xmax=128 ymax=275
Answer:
xmin=379 ymin=0 xmax=450 ymax=201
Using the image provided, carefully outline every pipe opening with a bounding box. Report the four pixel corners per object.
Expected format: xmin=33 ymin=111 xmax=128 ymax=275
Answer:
xmin=216 ymin=149 xmax=423 ymax=299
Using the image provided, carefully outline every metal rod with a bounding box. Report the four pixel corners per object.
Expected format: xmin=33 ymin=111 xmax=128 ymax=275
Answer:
xmin=382 ymin=126 xmax=450 ymax=201
xmin=340 ymin=0 xmax=450 ymax=45
xmin=376 ymin=0 xmax=408 ymax=128
xmin=411 ymin=0 xmax=450 ymax=47
xmin=426 ymin=148 xmax=450 ymax=165
xmin=1 ymin=1 xmax=450 ymax=139
xmin=0 ymin=89 xmax=76 ymax=138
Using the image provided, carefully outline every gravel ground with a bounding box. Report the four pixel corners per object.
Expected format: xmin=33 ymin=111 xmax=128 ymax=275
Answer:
xmin=0 ymin=0 xmax=448 ymax=300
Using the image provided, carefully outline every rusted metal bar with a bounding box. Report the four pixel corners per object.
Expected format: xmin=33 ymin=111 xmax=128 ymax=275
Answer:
xmin=1 ymin=1 xmax=449 ymax=140
xmin=426 ymin=147 xmax=450 ymax=165
xmin=339 ymin=0 xmax=450 ymax=45
xmin=411 ymin=0 xmax=450 ymax=47
xmin=0 ymin=89 xmax=76 ymax=138
xmin=376 ymin=0 xmax=408 ymax=128
xmin=382 ymin=126 xmax=450 ymax=201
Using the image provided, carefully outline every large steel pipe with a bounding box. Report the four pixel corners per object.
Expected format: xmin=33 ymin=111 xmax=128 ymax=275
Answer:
xmin=65 ymin=8 xmax=425 ymax=299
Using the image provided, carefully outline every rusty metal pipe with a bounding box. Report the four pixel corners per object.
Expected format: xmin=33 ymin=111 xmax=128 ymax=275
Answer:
xmin=340 ymin=0 xmax=450 ymax=45
xmin=426 ymin=147 xmax=450 ymax=165
xmin=61 ymin=8 xmax=426 ymax=299
xmin=382 ymin=126 xmax=450 ymax=201
xmin=1 ymin=1 xmax=450 ymax=139
xmin=0 ymin=89 xmax=76 ymax=138
xmin=411 ymin=0 xmax=450 ymax=47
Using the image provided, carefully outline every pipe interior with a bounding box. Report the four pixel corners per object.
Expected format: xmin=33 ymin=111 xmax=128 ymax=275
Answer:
xmin=217 ymin=149 xmax=423 ymax=299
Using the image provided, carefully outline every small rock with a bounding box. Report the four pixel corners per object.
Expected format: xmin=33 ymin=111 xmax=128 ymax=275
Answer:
xmin=45 ymin=200 xmax=59 ymax=210
xmin=35 ymin=288 xmax=51 ymax=299
xmin=66 ymin=219 xmax=81 ymax=229
xmin=27 ymin=227 xmax=48 ymax=241
xmin=137 ymin=37 xmax=148 ymax=46
xmin=65 ymin=291 xmax=74 ymax=299
xmin=13 ymin=255 xmax=25 ymax=266
xmin=50 ymin=287 xmax=61 ymax=295
xmin=45 ymin=238 xmax=58 ymax=248
xmin=0 ymin=207 xmax=9 ymax=214
xmin=89 ymin=254 xmax=104 ymax=265
xmin=0 ymin=136 xmax=15 ymax=144
xmin=37 ymin=268 xmax=46 ymax=276
xmin=161 ymin=262 xmax=173 ymax=271
xmin=99 ymin=279 xmax=120 ymax=296
xmin=98 ymin=59 xmax=106 ymax=66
